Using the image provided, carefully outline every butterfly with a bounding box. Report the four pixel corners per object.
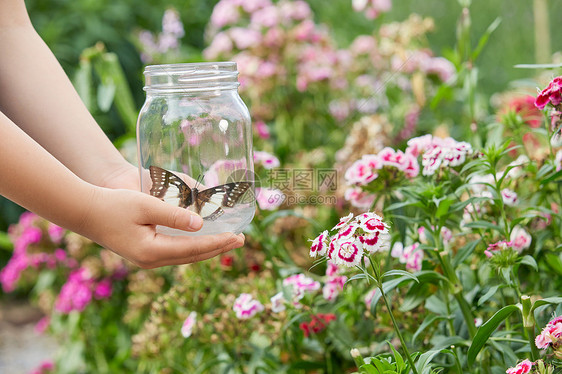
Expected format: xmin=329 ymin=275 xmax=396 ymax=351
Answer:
xmin=149 ymin=166 xmax=253 ymax=221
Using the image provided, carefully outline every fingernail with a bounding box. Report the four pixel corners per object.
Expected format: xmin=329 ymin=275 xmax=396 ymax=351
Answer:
xmin=189 ymin=214 xmax=203 ymax=229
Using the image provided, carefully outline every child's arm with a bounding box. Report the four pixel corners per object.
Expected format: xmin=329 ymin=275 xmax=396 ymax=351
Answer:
xmin=0 ymin=110 xmax=244 ymax=268
xmin=0 ymin=0 xmax=136 ymax=189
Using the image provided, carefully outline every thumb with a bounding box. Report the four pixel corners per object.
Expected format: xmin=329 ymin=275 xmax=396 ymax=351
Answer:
xmin=143 ymin=196 xmax=204 ymax=231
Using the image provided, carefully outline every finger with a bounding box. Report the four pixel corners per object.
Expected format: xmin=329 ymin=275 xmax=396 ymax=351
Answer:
xmin=151 ymin=232 xmax=244 ymax=261
xmin=146 ymin=233 xmax=245 ymax=267
xmin=142 ymin=196 xmax=203 ymax=231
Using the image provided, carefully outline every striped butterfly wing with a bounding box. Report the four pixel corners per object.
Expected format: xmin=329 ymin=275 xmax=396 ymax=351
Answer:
xmin=149 ymin=166 xmax=193 ymax=208
xmin=195 ymin=182 xmax=252 ymax=221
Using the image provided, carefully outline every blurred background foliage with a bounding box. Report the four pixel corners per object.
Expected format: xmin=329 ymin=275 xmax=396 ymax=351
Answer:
xmin=0 ymin=0 xmax=560 ymax=232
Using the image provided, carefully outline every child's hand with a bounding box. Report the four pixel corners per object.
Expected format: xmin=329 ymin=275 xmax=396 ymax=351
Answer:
xmin=76 ymin=187 xmax=245 ymax=269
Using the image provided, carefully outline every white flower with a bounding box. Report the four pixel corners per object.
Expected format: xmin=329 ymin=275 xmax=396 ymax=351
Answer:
xmin=233 ymin=293 xmax=264 ymax=320
xmin=501 ymin=188 xmax=518 ymax=206
xmin=270 ymin=292 xmax=286 ymax=313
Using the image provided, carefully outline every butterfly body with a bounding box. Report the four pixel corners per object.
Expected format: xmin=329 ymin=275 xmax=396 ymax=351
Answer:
xmin=149 ymin=166 xmax=252 ymax=221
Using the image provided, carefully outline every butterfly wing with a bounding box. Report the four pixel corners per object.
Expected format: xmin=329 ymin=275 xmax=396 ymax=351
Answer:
xmin=196 ymin=182 xmax=252 ymax=221
xmin=149 ymin=166 xmax=192 ymax=208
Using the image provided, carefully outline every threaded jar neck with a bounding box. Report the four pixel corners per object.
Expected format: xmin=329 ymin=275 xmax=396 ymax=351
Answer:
xmin=143 ymin=62 xmax=239 ymax=93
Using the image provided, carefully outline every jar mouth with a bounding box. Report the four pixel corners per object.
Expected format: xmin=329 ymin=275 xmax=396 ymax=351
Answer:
xmin=143 ymin=62 xmax=239 ymax=93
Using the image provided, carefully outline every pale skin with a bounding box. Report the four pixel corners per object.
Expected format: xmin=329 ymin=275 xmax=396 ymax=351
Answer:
xmin=0 ymin=0 xmax=245 ymax=268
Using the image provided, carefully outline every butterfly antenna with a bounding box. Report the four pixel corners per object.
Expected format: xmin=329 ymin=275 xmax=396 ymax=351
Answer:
xmin=194 ymin=174 xmax=204 ymax=190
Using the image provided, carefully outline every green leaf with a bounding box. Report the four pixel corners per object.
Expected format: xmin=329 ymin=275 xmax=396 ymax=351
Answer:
xmin=519 ymin=255 xmax=538 ymax=271
xmin=540 ymin=169 xmax=562 ymax=185
xmin=412 ymin=315 xmax=449 ymax=344
xmin=530 ymin=297 xmax=562 ymax=313
xmin=545 ymin=253 xmax=562 ymax=275
xmin=478 ymin=285 xmax=500 ymax=306
xmin=467 ymin=304 xmax=521 ymax=366
xmin=359 ymin=364 xmax=380 ymax=374
xmin=471 ymin=17 xmax=501 ymax=61
xmin=0 ymin=231 xmax=13 ymax=251
xmin=515 ymin=62 xmax=562 ymax=69
xmin=388 ymin=341 xmax=405 ymax=370
xmin=435 ymin=198 xmax=453 ymax=219
xmin=383 ymin=270 xmax=419 ymax=283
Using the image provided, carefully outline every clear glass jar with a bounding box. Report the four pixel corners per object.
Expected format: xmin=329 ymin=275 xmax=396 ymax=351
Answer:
xmin=137 ymin=62 xmax=255 ymax=236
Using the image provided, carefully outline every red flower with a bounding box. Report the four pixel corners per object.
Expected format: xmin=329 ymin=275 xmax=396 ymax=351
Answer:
xmin=506 ymin=95 xmax=542 ymax=127
xmin=220 ymin=254 xmax=234 ymax=267
xmin=299 ymin=313 xmax=337 ymax=337
xmin=535 ymin=76 xmax=562 ymax=110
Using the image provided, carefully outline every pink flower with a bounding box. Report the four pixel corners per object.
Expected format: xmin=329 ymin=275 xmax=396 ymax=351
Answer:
xmin=344 ymin=187 xmax=376 ymax=209
xmin=325 ymin=261 xmax=341 ymax=277
xmin=322 ymin=275 xmax=347 ymax=301
xmin=203 ymin=32 xmax=233 ymax=59
xmin=253 ymin=150 xmax=280 ymax=169
xmin=421 ymin=57 xmax=455 ymax=82
xmin=535 ymin=76 xmax=562 ymax=110
xmin=250 ymin=4 xmax=279 ymax=28
xmin=510 ymin=226 xmax=531 ymax=252
xmin=344 ymin=158 xmax=378 ymax=185
xmin=47 ymin=223 xmax=64 ymax=244
xmin=210 ymin=0 xmax=241 ymax=28
xmin=364 ymin=288 xmax=378 ymax=309
xmin=255 ymin=187 xmax=285 ymax=210
xmin=254 ymin=120 xmax=271 ymax=139
xmin=34 ymin=316 xmax=50 ymax=335
xmin=283 ymin=273 xmax=321 ymax=300
xmin=55 ymin=268 xmax=94 ymax=313
xmin=94 ymin=278 xmax=113 ymax=300
xmin=391 ymin=242 xmax=423 ymax=272
xmin=506 ymin=359 xmax=534 ymax=374
xmin=0 ymin=254 xmax=28 ymax=292
xmin=501 ymin=189 xmax=518 ymax=206
xmin=181 ymin=311 xmax=197 ymax=338
xmin=352 ymin=0 xmax=392 ymax=19
xmin=406 ymin=134 xmax=433 ymax=157
xmin=485 ymin=240 xmax=513 ymax=258
xmin=229 ymin=27 xmax=262 ymax=50
xmin=310 ymin=230 xmax=329 ymax=258
xmin=233 ymin=293 xmax=264 ymax=319
xmin=29 ymin=360 xmax=55 ymax=374
xmin=279 ymin=0 xmax=311 ymax=20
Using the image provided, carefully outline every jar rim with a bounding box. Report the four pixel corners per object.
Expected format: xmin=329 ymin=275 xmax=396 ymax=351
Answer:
xmin=143 ymin=62 xmax=239 ymax=93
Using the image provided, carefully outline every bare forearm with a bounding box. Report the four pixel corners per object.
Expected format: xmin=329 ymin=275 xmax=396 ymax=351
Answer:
xmin=0 ymin=110 xmax=95 ymax=232
xmin=0 ymin=0 xmax=131 ymax=187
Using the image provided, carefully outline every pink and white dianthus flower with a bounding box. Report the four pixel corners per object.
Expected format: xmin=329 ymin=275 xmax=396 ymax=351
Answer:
xmin=509 ymin=226 xmax=531 ymax=252
xmin=501 ymin=189 xmax=518 ymax=206
xmin=535 ymin=315 xmax=562 ymax=349
xmin=283 ymin=273 xmax=321 ymax=300
xmin=322 ymin=275 xmax=347 ymax=302
xmin=233 ymin=293 xmax=265 ymax=319
xmin=253 ymin=150 xmax=280 ymax=169
xmin=506 ymin=359 xmax=534 ymax=374
xmin=310 ymin=230 xmax=329 ymax=258
xmin=181 ymin=311 xmax=197 ymax=338
xmin=344 ymin=187 xmax=376 ymax=209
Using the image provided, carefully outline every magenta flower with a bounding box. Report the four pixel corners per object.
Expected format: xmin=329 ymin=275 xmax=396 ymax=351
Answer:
xmin=29 ymin=360 xmax=55 ymax=374
xmin=283 ymin=273 xmax=321 ymax=300
xmin=181 ymin=311 xmax=197 ymax=338
xmin=254 ymin=120 xmax=271 ymax=139
xmin=233 ymin=293 xmax=265 ymax=319
xmin=322 ymin=275 xmax=347 ymax=302
xmin=535 ymin=76 xmax=562 ymax=110
xmin=506 ymin=359 xmax=534 ymax=374
xmin=94 ymin=278 xmax=113 ymax=300
xmin=344 ymin=187 xmax=376 ymax=209
xmin=391 ymin=242 xmax=423 ymax=272
xmin=55 ymin=268 xmax=94 ymax=313
xmin=34 ymin=316 xmax=50 ymax=335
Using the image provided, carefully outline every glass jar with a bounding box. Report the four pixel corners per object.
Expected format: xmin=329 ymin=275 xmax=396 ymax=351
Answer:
xmin=137 ymin=62 xmax=255 ymax=236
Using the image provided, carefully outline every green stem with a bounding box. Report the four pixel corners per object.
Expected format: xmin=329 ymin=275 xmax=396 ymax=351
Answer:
xmin=451 ymin=346 xmax=464 ymax=374
xmin=379 ymin=284 xmax=420 ymax=374
xmin=526 ymin=325 xmax=540 ymax=361
xmin=369 ymin=260 xmax=419 ymax=374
